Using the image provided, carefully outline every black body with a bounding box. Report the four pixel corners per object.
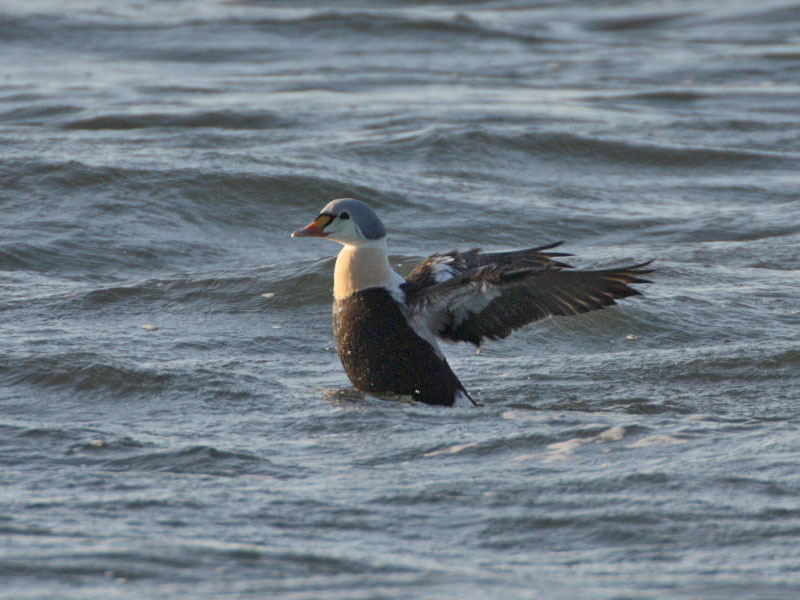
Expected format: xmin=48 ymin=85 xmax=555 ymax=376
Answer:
xmin=333 ymin=287 xmax=467 ymax=406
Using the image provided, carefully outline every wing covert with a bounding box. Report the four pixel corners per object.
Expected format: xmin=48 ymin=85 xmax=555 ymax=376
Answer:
xmin=404 ymin=256 xmax=653 ymax=347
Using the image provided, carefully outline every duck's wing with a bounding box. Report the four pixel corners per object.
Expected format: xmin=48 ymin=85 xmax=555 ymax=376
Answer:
xmin=403 ymin=246 xmax=653 ymax=347
xmin=404 ymin=242 xmax=574 ymax=288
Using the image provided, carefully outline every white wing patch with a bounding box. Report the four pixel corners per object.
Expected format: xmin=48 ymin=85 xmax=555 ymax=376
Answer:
xmin=447 ymin=282 xmax=501 ymax=329
xmin=405 ymin=273 xmax=505 ymax=346
xmin=430 ymin=257 xmax=458 ymax=282
xmin=387 ymin=269 xmax=407 ymax=305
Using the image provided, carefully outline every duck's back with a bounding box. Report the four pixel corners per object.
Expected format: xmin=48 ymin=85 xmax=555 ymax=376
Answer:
xmin=333 ymin=287 xmax=466 ymax=406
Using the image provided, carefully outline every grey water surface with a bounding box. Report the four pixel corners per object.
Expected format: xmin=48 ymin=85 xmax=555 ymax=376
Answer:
xmin=2 ymin=1 xmax=800 ymax=598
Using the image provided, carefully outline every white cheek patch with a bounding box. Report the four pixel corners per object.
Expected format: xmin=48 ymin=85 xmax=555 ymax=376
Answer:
xmin=326 ymin=218 xmax=364 ymax=244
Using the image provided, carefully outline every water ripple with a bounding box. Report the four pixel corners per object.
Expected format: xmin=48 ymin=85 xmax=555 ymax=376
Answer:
xmin=63 ymin=110 xmax=290 ymax=131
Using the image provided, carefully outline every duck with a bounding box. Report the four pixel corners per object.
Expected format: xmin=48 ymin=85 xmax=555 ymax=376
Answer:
xmin=292 ymin=198 xmax=652 ymax=407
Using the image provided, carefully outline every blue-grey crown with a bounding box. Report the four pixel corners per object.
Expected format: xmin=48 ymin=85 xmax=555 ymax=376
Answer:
xmin=319 ymin=198 xmax=386 ymax=240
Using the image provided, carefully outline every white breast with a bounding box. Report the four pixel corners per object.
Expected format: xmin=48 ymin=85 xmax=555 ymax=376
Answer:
xmin=333 ymin=238 xmax=407 ymax=304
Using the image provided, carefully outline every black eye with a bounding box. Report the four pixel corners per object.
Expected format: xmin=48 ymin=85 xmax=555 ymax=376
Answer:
xmin=339 ymin=211 xmax=350 ymax=220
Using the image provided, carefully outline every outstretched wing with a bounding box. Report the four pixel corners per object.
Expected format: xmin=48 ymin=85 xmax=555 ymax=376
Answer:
xmin=403 ymin=245 xmax=653 ymax=347
xmin=404 ymin=242 xmax=574 ymax=288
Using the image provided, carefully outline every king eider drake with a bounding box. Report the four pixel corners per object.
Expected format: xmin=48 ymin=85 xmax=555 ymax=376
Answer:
xmin=292 ymin=199 xmax=653 ymax=407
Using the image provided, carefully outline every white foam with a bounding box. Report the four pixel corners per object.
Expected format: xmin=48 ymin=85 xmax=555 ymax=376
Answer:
xmin=424 ymin=442 xmax=478 ymax=457
xmin=511 ymin=453 xmax=539 ymax=463
xmin=626 ymin=435 xmax=685 ymax=448
xmin=598 ymin=425 xmax=626 ymax=442
xmin=501 ymin=410 xmax=549 ymax=422
xmin=543 ymin=437 xmax=590 ymax=462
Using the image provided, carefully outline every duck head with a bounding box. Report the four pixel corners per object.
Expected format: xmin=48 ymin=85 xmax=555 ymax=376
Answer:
xmin=292 ymin=198 xmax=386 ymax=246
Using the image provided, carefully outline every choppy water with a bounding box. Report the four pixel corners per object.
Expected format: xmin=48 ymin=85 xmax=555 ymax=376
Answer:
xmin=2 ymin=1 xmax=800 ymax=598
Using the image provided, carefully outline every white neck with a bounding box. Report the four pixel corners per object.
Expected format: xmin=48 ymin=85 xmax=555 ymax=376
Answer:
xmin=333 ymin=238 xmax=403 ymax=301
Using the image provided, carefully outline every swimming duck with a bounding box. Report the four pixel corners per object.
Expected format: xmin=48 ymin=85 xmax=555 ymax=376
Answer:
xmin=292 ymin=198 xmax=652 ymax=406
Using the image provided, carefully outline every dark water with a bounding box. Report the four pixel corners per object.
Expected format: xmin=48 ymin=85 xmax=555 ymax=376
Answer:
xmin=2 ymin=1 xmax=800 ymax=598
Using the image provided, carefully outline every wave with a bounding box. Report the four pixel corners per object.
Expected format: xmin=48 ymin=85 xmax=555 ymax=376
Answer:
xmin=586 ymin=10 xmax=696 ymax=32
xmin=101 ymin=445 xmax=275 ymax=477
xmin=0 ymin=158 xmax=392 ymax=276
xmin=345 ymin=127 xmax=794 ymax=171
xmin=0 ymin=9 xmax=547 ymax=65
xmin=0 ymin=352 xmax=174 ymax=395
xmin=0 ymin=256 xmax=333 ymax=317
xmin=0 ymin=104 xmax=82 ymax=124
xmin=247 ymin=11 xmax=549 ymax=44
xmin=63 ymin=110 xmax=290 ymax=131
xmin=77 ymin=263 xmax=332 ymax=309
xmin=0 ymin=158 xmax=381 ymax=209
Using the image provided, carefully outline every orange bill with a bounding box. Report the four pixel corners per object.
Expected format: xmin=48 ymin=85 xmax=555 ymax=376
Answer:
xmin=291 ymin=214 xmax=333 ymax=238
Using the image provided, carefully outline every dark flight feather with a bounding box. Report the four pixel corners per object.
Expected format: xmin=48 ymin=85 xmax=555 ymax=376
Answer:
xmin=403 ymin=244 xmax=653 ymax=347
